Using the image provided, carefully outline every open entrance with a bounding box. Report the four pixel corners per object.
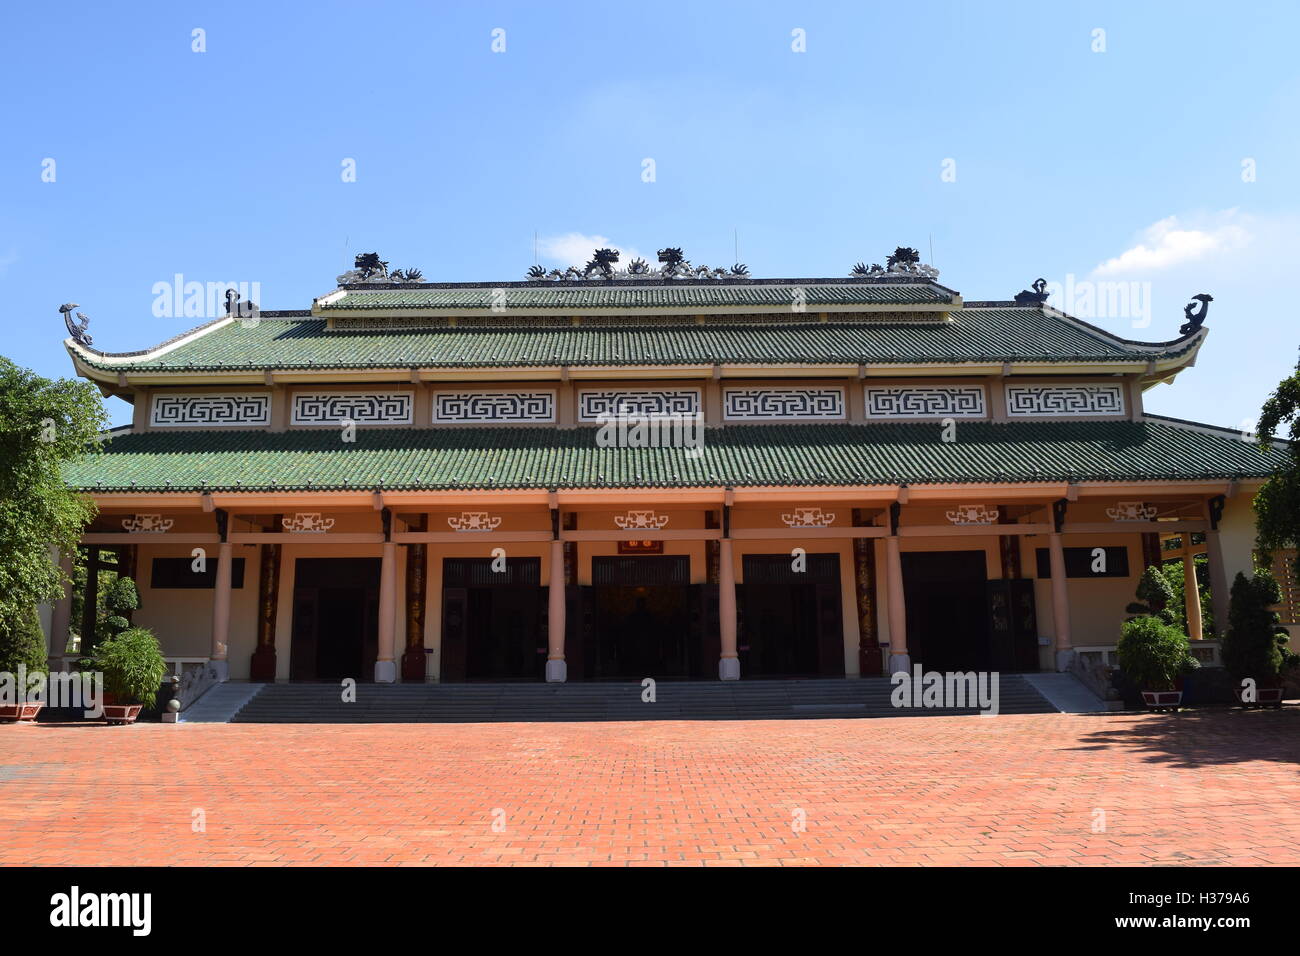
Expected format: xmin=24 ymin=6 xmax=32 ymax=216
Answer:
xmin=739 ymin=554 xmax=845 ymax=677
xmin=290 ymin=558 xmax=380 ymax=681
xmin=902 ymin=550 xmax=992 ymax=672
xmin=586 ymin=555 xmax=693 ymax=680
xmin=441 ymin=558 xmax=544 ymax=681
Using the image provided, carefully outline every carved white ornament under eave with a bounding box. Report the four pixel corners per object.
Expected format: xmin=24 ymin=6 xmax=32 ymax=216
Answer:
xmin=945 ymin=505 xmax=998 ymax=526
xmin=1107 ymin=501 xmax=1157 ymax=522
xmin=121 ymin=514 xmax=173 ymax=533
xmin=781 ymin=507 xmax=836 ymax=528
xmin=614 ymin=510 xmax=670 ymax=530
xmin=283 ymin=513 xmax=335 ymax=533
xmin=447 ymin=512 xmax=503 ymax=532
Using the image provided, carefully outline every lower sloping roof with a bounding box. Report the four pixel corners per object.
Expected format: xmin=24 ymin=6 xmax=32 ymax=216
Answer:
xmin=63 ymin=419 xmax=1281 ymax=493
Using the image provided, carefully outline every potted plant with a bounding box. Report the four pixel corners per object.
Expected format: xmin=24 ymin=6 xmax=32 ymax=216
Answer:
xmin=1222 ymin=570 xmax=1298 ymax=708
xmin=1116 ymin=615 xmax=1200 ymax=710
xmin=0 ymin=605 xmax=48 ymax=722
xmin=88 ymin=627 xmax=166 ymax=724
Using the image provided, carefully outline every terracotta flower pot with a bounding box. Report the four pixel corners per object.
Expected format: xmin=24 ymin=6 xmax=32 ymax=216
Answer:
xmin=102 ymin=704 xmax=142 ymax=725
xmin=0 ymin=702 xmax=44 ymax=722
xmin=1141 ymin=689 xmax=1182 ymax=710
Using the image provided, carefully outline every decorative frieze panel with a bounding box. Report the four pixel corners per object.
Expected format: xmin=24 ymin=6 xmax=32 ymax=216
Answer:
xmin=292 ymin=391 xmax=413 ymax=425
xmin=722 ymin=387 xmax=845 ymax=421
xmin=121 ymin=514 xmax=173 ymax=533
xmin=150 ymin=393 xmax=270 ymax=427
xmin=614 ymin=510 xmax=670 ymax=530
xmin=283 ymin=513 xmax=335 ymax=533
xmin=1005 ymin=384 xmax=1126 ymax=418
xmin=945 ymin=504 xmax=998 ymax=526
xmin=578 ymin=388 xmax=701 ymax=421
xmin=447 ymin=512 xmax=502 ymax=532
xmin=1107 ymin=501 xmax=1157 ymax=522
xmin=433 ymin=391 xmax=556 ymax=423
xmin=781 ymin=507 xmax=836 ymax=528
xmin=865 ymin=386 xmax=987 ymax=419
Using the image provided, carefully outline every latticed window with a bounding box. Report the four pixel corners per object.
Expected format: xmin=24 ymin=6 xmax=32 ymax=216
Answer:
xmin=1270 ymin=550 xmax=1300 ymax=625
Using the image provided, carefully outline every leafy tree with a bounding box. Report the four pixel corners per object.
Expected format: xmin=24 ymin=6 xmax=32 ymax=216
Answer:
xmin=1222 ymin=570 xmax=1296 ymax=683
xmin=0 ymin=357 xmax=106 ymax=638
xmin=1125 ymin=565 xmax=1181 ymax=627
xmin=1162 ymin=555 xmax=1215 ymax=637
xmin=1254 ymin=361 xmax=1300 ymax=559
xmin=0 ymin=604 xmax=47 ymax=675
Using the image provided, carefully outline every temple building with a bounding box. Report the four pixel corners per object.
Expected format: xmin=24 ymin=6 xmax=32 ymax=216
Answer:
xmin=49 ymin=252 xmax=1284 ymax=686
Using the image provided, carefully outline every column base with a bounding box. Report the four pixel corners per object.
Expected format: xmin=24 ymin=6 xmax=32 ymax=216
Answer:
xmin=401 ymin=649 xmax=427 ymax=682
xmin=249 ymin=646 xmax=276 ymax=682
xmin=888 ymin=653 xmax=911 ymax=675
xmin=374 ymin=660 xmax=397 ymax=683
xmin=719 ymin=657 xmax=740 ymax=681
xmin=210 ymin=660 xmax=229 ymax=683
xmin=545 ymin=659 xmax=567 ymax=683
xmin=1055 ymin=649 xmax=1075 ymax=673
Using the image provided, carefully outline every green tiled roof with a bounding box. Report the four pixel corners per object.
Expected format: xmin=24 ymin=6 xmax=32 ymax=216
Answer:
xmin=75 ymin=308 xmax=1196 ymax=372
xmin=63 ymin=419 xmax=1279 ymax=493
xmin=319 ymin=282 xmax=954 ymax=311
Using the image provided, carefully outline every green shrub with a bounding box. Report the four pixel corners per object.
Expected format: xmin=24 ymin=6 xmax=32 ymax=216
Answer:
xmin=97 ymin=576 xmax=139 ymax=645
xmin=1117 ymin=615 xmax=1199 ymax=690
xmin=91 ymin=627 xmax=166 ymax=707
xmin=1222 ymin=570 xmax=1293 ymax=684
xmin=1125 ymin=565 xmax=1181 ymax=627
xmin=0 ymin=605 xmax=47 ymax=676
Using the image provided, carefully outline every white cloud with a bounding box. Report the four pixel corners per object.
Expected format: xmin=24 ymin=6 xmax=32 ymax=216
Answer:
xmin=1092 ymin=212 xmax=1251 ymax=277
xmin=536 ymin=233 xmax=644 ymax=268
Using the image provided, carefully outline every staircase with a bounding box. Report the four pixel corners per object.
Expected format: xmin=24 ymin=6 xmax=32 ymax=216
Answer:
xmin=228 ymin=675 xmax=1057 ymax=723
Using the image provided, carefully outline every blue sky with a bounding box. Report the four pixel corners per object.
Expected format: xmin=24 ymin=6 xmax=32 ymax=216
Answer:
xmin=2 ymin=0 xmax=1297 ymax=428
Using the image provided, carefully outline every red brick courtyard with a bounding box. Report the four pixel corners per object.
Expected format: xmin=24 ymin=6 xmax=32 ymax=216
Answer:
xmin=2 ymin=710 xmax=1298 ymax=866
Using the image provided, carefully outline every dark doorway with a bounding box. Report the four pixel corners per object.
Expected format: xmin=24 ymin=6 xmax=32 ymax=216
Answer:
xmin=739 ymin=554 xmax=845 ymax=677
xmin=441 ymin=558 xmax=544 ymax=681
xmin=986 ymin=578 xmax=1040 ymax=672
xmin=290 ymin=558 xmax=380 ymax=681
xmin=588 ymin=556 xmax=692 ymax=679
xmin=901 ymin=550 xmax=990 ymax=672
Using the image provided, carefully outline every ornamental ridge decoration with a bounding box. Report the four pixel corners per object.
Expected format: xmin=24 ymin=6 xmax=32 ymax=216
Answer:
xmin=945 ymin=505 xmax=998 ymax=526
xmin=447 ymin=512 xmax=503 ymax=532
xmin=283 ymin=513 xmax=335 ymax=533
xmin=781 ymin=507 xmax=836 ymax=528
xmin=614 ymin=510 xmax=670 ymax=530
xmin=1107 ymin=502 xmax=1157 ymax=522
xmin=122 ymin=514 xmax=173 ymax=533
xmin=524 ymin=247 xmax=752 ymax=282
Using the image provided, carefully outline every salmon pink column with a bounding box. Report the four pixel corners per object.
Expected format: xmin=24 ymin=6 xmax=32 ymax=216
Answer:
xmin=718 ymin=536 xmax=739 ymax=680
xmin=1049 ymin=533 xmax=1073 ymax=671
xmin=210 ymin=541 xmax=233 ymax=682
xmin=546 ymin=536 xmax=567 ymax=682
xmin=885 ymin=535 xmax=908 ymax=673
xmin=374 ymin=540 xmax=398 ymax=683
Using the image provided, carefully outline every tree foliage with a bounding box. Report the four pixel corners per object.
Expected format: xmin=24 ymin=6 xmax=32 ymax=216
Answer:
xmin=1116 ymin=615 xmax=1199 ymax=690
xmin=1125 ymin=565 xmax=1180 ymax=627
xmin=0 ymin=357 xmax=106 ymax=633
xmin=1255 ymin=362 xmax=1300 ymax=558
xmin=1222 ymin=570 xmax=1295 ymax=682
xmin=0 ymin=604 xmax=47 ymax=675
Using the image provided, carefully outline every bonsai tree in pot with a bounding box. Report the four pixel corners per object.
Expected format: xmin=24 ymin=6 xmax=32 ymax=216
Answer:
xmin=96 ymin=575 xmax=139 ymax=645
xmin=1116 ymin=615 xmax=1199 ymax=710
xmin=0 ymin=605 xmax=48 ymax=721
xmin=89 ymin=626 xmax=166 ymax=725
xmin=1125 ymin=565 xmax=1182 ymax=628
xmin=1222 ymin=570 xmax=1297 ymax=707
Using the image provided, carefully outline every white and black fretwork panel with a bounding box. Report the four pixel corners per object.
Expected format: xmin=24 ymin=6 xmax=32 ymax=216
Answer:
xmin=864 ymin=386 xmax=987 ymax=419
xmin=577 ymin=389 xmax=701 ymax=421
xmin=1005 ymin=384 xmax=1126 ymax=418
xmin=291 ymin=391 xmax=414 ymax=425
xmin=722 ymin=387 xmax=845 ymax=421
xmin=150 ymin=393 xmax=271 ymax=427
xmin=433 ymin=391 xmax=556 ymax=423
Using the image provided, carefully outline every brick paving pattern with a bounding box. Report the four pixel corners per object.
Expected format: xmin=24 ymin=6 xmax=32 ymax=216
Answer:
xmin=2 ymin=710 xmax=1297 ymax=866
